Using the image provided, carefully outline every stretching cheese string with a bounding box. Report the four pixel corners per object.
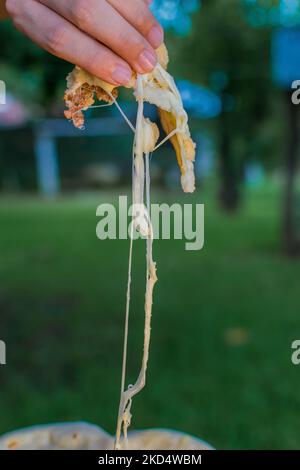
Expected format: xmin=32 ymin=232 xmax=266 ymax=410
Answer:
xmin=111 ymin=73 xmax=184 ymax=451
xmin=154 ymin=128 xmax=180 ymax=151
xmin=107 ymin=92 xmax=136 ymax=133
xmin=65 ymin=63 xmax=188 ymax=448
xmin=113 ymin=75 xmax=158 ymax=451
xmin=74 ymin=74 xmax=180 ymax=450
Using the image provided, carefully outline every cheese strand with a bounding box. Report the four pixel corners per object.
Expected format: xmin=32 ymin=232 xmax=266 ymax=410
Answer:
xmin=108 ymin=91 xmax=136 ymax=133
xmin=114 ymin=75 xmax=157 ymax=450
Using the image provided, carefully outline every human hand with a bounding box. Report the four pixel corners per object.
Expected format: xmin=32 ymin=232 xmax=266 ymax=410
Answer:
xmin=5 ymin=0 xmax=164 ymax=85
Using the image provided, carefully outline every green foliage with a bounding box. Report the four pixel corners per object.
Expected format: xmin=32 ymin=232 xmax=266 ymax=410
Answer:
xmin=0 ymin=19 xmax=69 ymax=110
xmin=168 ymin=0 xmax=278 ymax=168
xmin=0 ymin=186 xmax=300 ymax=448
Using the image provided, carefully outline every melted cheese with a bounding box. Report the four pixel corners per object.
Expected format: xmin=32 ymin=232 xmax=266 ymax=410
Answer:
xmin=63 ymin=44 xmax=196 ymax=450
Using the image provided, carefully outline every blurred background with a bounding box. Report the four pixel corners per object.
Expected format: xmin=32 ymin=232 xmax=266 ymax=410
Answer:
xmin=1 ymin=0 xmax=300 ymax=450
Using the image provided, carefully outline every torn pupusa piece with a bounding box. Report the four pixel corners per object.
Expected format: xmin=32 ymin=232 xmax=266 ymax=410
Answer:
xmin=64 ymin=44 xmax=196 ymax=193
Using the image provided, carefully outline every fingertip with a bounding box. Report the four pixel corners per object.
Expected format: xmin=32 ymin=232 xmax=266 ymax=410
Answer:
xmin=111 ymin=65 xmax=133 ymax=85
xmin=147 ymin=25 xmax=164 ymax=49
xmin=136 ymin=49 xmax=157 ymax=73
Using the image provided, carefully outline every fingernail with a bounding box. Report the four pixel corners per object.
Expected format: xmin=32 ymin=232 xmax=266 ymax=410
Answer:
xmin=147 ymin=25 xmax=164 ymax=49
xmin=138 ymin=49 xmax=157 ymax=72
xmin=111 ymin=65 xmax=132 ymax=85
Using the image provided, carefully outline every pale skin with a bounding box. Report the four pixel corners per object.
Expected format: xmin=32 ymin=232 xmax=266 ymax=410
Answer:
xmin=2 ymin=0 xmax=164 ymax=85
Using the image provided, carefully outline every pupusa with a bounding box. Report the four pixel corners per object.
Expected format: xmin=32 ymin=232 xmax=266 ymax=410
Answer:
xmin=64 ymin=44 xmax=196 ymax=194
xmin=64 ymin=43 xmax=196 ymax=450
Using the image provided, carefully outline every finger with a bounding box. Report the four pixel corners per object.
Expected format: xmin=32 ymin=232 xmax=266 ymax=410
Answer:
xmin=8 ymin=0 xmax=132 ymax=85
xmin=38 ymin=0 xmax=157 ymax=74
xmin=107 ymin=0 xmax=163 ymax=49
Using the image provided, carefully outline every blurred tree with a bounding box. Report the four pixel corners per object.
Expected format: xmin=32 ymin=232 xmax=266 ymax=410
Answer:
xmin=170 ymin=0 xmax=273 ymax=212
xmin=151 ymin=0 xmax=201 ymax=34
xmin=283 ymin=89 xmax=300 ymax=256
xmin=243 ymin=0 xmax=300 ymax=28
xmin=0 ymin=19 xmax=69 ymax=114
xmin=242 ymin=0 xmax=300 ymax=256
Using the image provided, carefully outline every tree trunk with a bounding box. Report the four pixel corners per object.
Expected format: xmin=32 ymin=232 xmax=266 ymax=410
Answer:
xmin=218 ymin=105 xmax=240 ymax=212
xmin=282 ymin=90 xmax=300 ymax=257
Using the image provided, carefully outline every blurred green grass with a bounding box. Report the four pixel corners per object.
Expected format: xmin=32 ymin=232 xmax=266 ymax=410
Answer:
xmin=0 ymin=184 xmax=300 ymax=450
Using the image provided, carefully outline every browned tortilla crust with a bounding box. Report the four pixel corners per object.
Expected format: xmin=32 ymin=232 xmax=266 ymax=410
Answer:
xmin=64 ymin=83 xmax=118 ymax=129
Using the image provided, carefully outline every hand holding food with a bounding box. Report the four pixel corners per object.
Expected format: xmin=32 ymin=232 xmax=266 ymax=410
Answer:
xmin=4 ymin=0 xmax=163 ymax=85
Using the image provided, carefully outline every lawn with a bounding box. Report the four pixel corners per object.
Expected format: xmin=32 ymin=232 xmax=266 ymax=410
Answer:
xmin=0 ymin=183 xmax=300 ymax=449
